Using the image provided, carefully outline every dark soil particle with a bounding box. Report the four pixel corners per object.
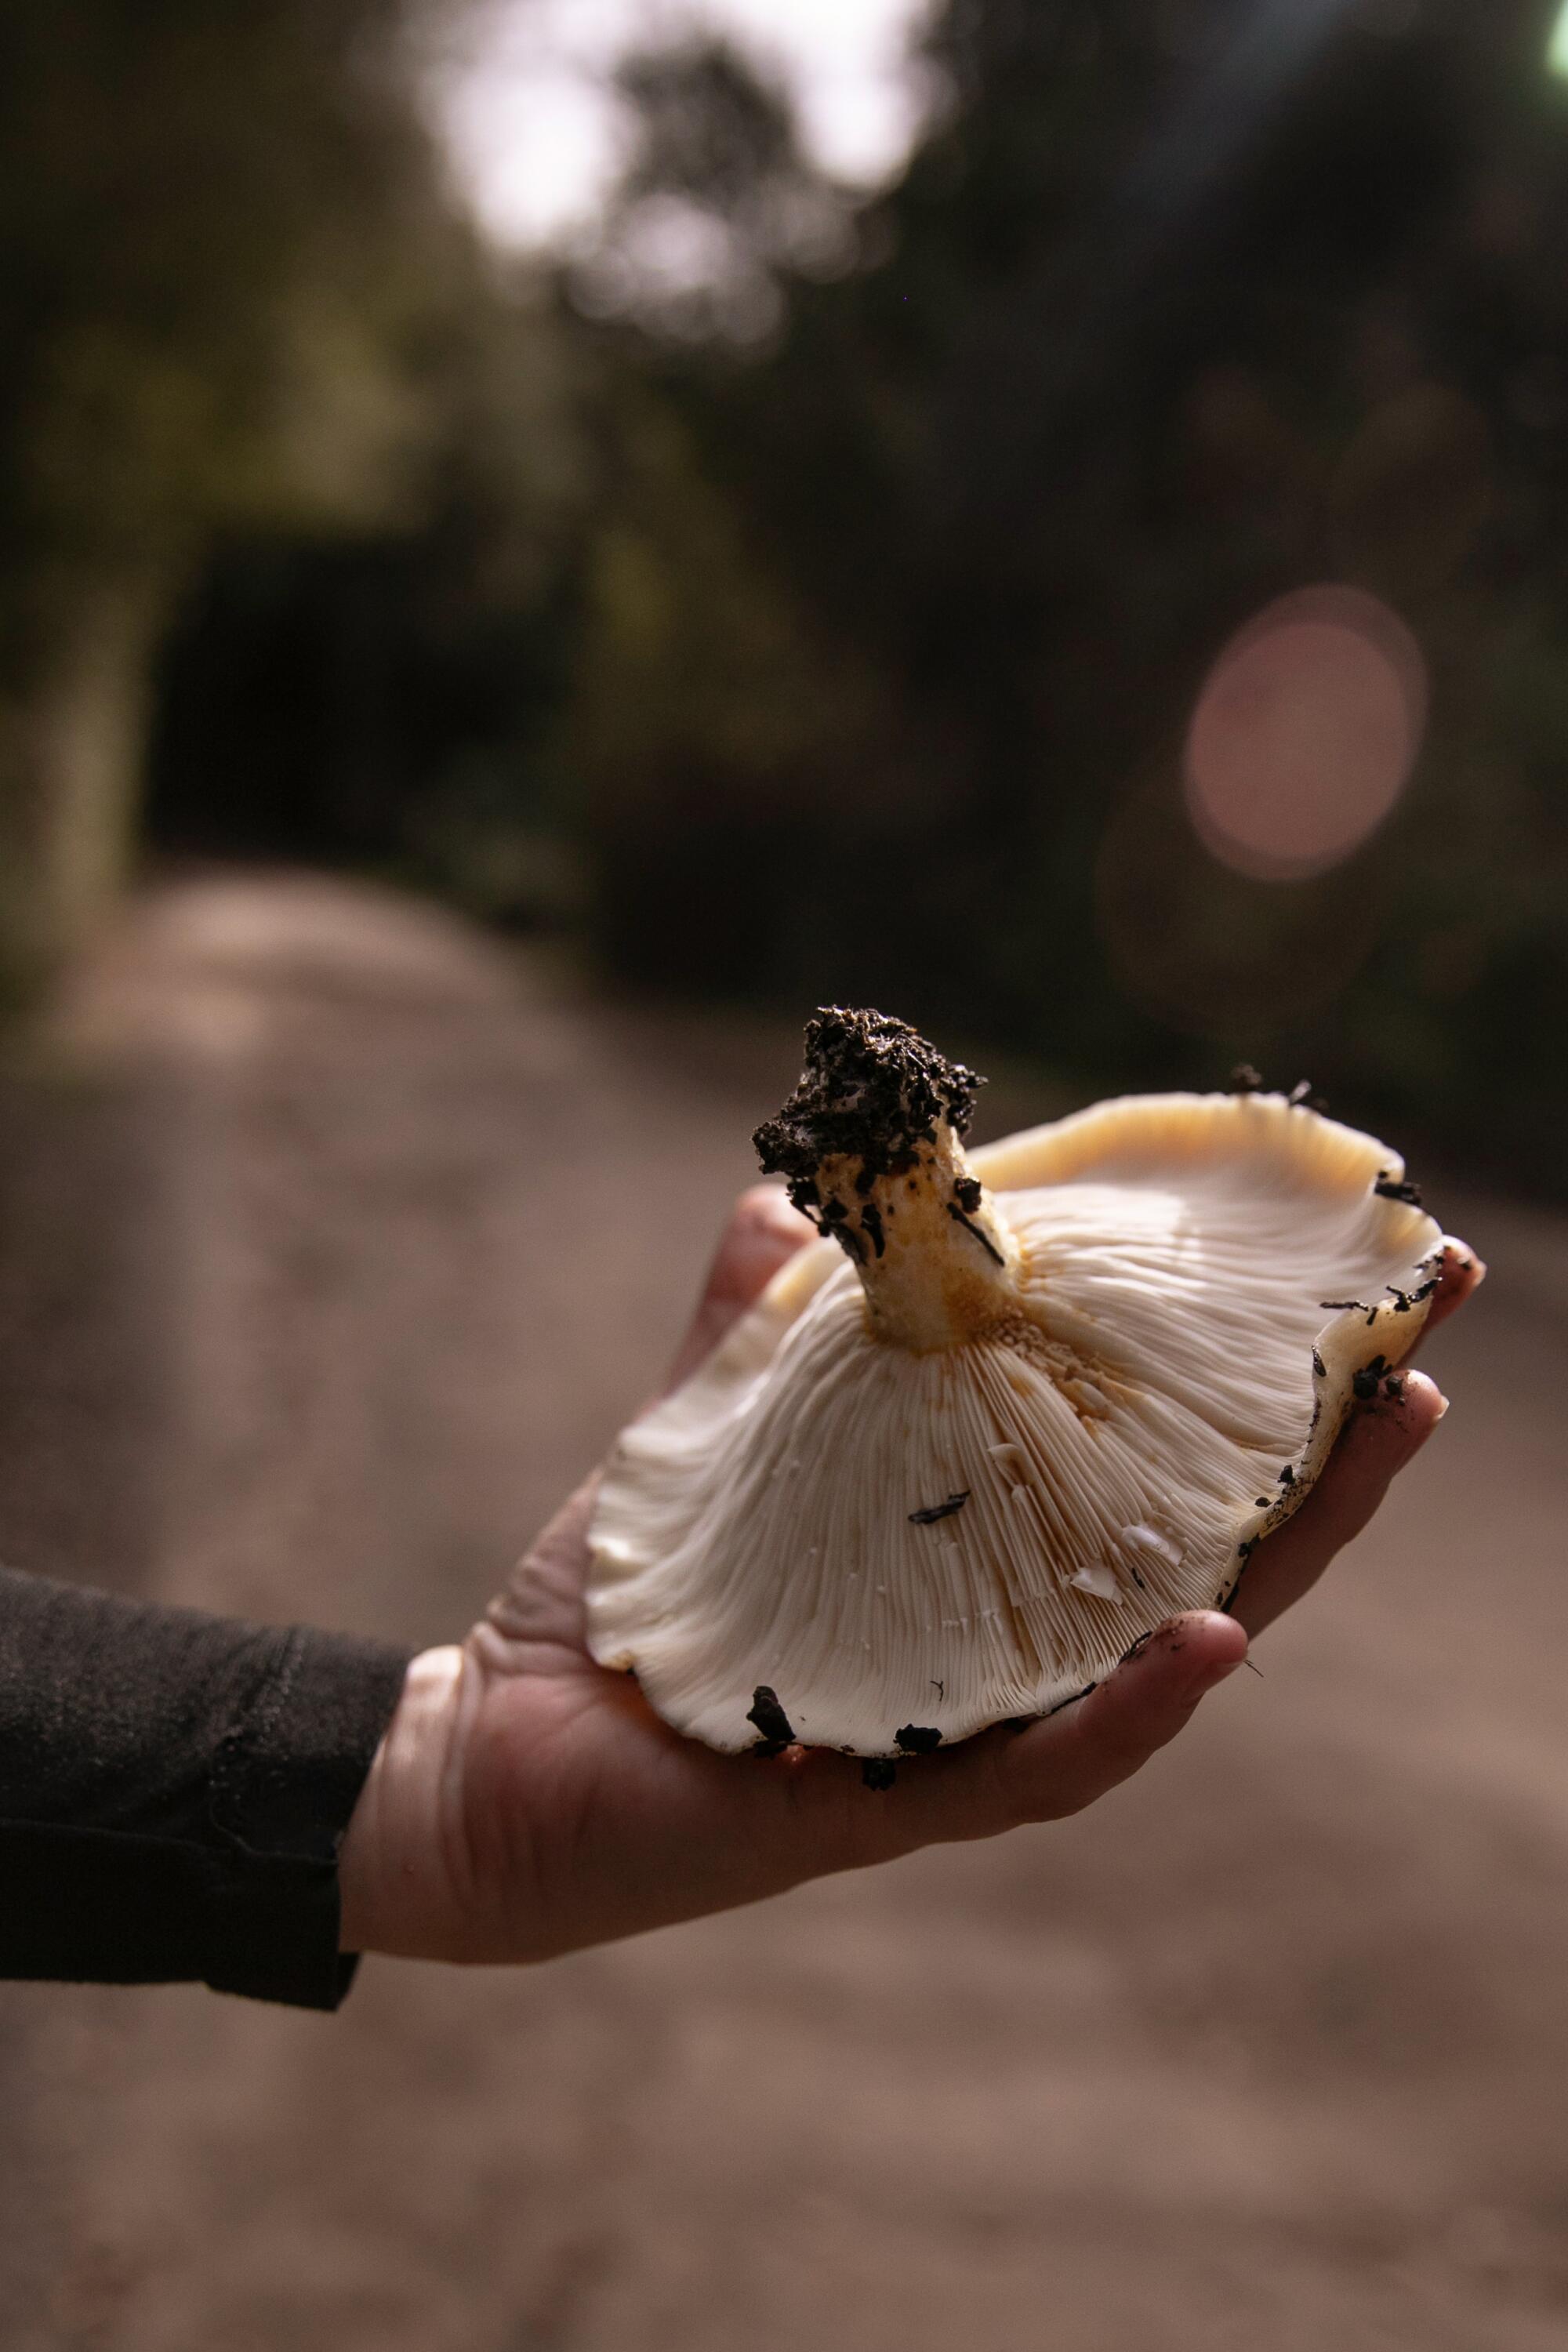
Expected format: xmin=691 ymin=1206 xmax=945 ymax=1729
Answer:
xmin=816 ymin=1192 xmax=866 ymax=1262
xmin=1352 ymin=1356 xmax=1390 ymax=1403
xmin=909 ymin=1490 xmax=970 ymax=1525
xmin=946 ymin=1200 xmax=1006 ymax=1265
xmin=895 ymin=1724 xmax=943 ymax=1754
xmin=753 ymin=1009 xmax=983 ymax=1227
xmin=1045 ymin=1680 xmax=1098 ymax=1717
xmin=862 ymin=1758 xmax=898 ymax=1791
xmin=1374 ymin=1171 xmax=1424 ymax=1206
xmin=746 ymin=1686 xmax=796 ymax=1754
xmin=1312 ymin=1348 xmax=1327 ymax=1378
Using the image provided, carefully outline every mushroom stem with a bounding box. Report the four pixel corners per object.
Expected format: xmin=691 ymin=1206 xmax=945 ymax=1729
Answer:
xmin=754 ymin=1007 xmax=1022 ymax=1352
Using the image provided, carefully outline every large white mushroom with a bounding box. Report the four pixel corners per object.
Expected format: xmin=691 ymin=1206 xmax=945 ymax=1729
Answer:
xmin=585 ymin=1009 xmax=1443 ymax=1766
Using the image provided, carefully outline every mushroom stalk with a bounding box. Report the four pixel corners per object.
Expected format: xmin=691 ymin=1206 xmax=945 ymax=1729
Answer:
xmin=754 ymin=1008 xmax=1022 ymax=1352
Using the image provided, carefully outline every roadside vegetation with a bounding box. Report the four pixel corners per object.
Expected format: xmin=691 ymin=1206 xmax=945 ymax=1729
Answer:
xmin=5 ymin=0 xmax=1566 ymax=1183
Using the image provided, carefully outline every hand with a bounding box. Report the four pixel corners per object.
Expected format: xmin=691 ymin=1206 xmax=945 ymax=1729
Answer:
xmin=338 ymin=1190 xmax=1483 ymax=1964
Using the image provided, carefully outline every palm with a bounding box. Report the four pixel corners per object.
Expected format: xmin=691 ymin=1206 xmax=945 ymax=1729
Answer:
xmin=343 ymin=1190 xmax=1483 ymax=1967
xmin=459 ymin=1478 xmax=862 ymax=1962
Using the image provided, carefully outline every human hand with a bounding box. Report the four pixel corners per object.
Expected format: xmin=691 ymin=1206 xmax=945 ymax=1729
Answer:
xmin=338 ymin=1190 xmax=1483 ymax=1965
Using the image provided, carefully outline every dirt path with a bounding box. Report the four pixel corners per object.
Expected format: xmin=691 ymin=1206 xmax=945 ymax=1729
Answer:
xmin=3 ymin=872 xmax=1567 ymax=2352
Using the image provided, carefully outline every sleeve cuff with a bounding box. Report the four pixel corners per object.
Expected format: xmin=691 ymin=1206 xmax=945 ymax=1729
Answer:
xmin=202 ymin=1621 xmax=414 ymax=2005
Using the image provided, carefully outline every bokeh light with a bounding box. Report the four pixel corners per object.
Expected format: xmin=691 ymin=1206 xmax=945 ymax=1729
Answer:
xmin=1182 ymin=584 xmax=1428 ymax=883
xmin=1550 ymin=0 xmax=1568 ymax=78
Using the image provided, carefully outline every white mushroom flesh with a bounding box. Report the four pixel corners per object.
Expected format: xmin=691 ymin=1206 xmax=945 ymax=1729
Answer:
xmin=586 ymin=1027 xmax=1442 ymax=1758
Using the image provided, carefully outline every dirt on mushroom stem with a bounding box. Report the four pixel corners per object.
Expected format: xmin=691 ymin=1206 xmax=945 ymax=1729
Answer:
xmin=753 ymin=1007 xmax=1021 ymax=1354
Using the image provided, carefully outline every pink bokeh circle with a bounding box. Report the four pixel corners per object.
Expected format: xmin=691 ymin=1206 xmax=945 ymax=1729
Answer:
xmin=1184 ymin=586 xmax=1427 ymax=881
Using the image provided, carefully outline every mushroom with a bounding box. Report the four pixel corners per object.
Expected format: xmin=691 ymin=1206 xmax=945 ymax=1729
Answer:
xmin=585 ymin=1009 xmax=1443 ymax=1759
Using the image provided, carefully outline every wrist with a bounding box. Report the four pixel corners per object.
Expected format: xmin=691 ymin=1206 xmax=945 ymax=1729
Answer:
xmin=337 ymin=1643 xmax=472 ymax=1960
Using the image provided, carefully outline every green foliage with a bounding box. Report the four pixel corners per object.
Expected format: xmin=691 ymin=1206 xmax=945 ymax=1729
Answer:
xmin=555 ymin=0 xmax=1568 ymax=1183
xmin=8 ymin=0 xmax=1567 ymax=1185
xmin=561 ymin=383 xmax=892 ymax=989
xmin=0 ymin=0 xmax=499 ymax=981
xmin=145 ymin=267 xmax=586 ymax=926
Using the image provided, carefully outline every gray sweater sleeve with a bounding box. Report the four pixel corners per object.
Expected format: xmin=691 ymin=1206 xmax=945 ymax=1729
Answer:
xmin=0 ymin=1566 xmax=413 ymax=2009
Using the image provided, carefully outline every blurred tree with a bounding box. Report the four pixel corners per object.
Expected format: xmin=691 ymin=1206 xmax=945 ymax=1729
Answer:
xmin=0 ymin=0 xmax=485 ymax=989
xmin=561 ymin=39 xmax=903 ymax=996
xmin=27 ymin=0 xmax=1561 ymax=1177
xmin=559 ymin=0 xmax=1568 ymax=1180
xmin=146 ymin=272 xmax=586 ymax=931
xmin=572 ymin=38 xmax=855 ymax=343
xmin=562 ymin=383 xmax=895 ymax=992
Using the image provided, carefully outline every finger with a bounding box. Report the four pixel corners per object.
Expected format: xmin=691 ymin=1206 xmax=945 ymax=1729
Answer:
xmin=778 ymin=1611 xmax=1249 ymax=1867
xmin=1230 ymin=1367 xmax=1447 ymax=1635
xmin=662 ymin=1183 xmax=816 ymax=1393
xmin=987 ymin=1610 xmax=1250 ymax=1824
xmin=1218 ymin=1242 xmax=1472 ymax=1639
xmin=1417 ymin=1236 xmax=1486 ymax=1345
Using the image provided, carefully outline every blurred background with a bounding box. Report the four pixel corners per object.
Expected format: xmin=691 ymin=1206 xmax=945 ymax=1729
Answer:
xmin=4 ymin=2 xmax=1568 ymax=2347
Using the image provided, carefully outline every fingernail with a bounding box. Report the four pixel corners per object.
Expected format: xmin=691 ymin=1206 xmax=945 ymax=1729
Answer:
xmin=1432 ymin=1389 xmax=1450 ymax=1421
xmin=1154 ymin=1619 xmax=1247 ymax=1693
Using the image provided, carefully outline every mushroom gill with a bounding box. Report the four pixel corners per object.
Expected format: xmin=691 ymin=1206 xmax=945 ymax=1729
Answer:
xmin=585 ymin=1009 xmax=1443 ymax=1759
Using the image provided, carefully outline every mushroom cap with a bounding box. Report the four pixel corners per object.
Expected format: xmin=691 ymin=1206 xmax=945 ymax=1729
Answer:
xmin=586 ymin=1090 xmax=1442 ymax=1757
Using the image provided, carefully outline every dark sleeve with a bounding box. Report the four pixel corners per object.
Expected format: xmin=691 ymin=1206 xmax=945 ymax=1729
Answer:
xmin=0 ymin=1567 xmax=414 ymax=2010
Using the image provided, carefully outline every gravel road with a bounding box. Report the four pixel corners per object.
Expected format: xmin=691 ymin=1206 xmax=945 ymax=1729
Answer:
xmin=2 ymin=871 xmax=1566 ymax=2352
